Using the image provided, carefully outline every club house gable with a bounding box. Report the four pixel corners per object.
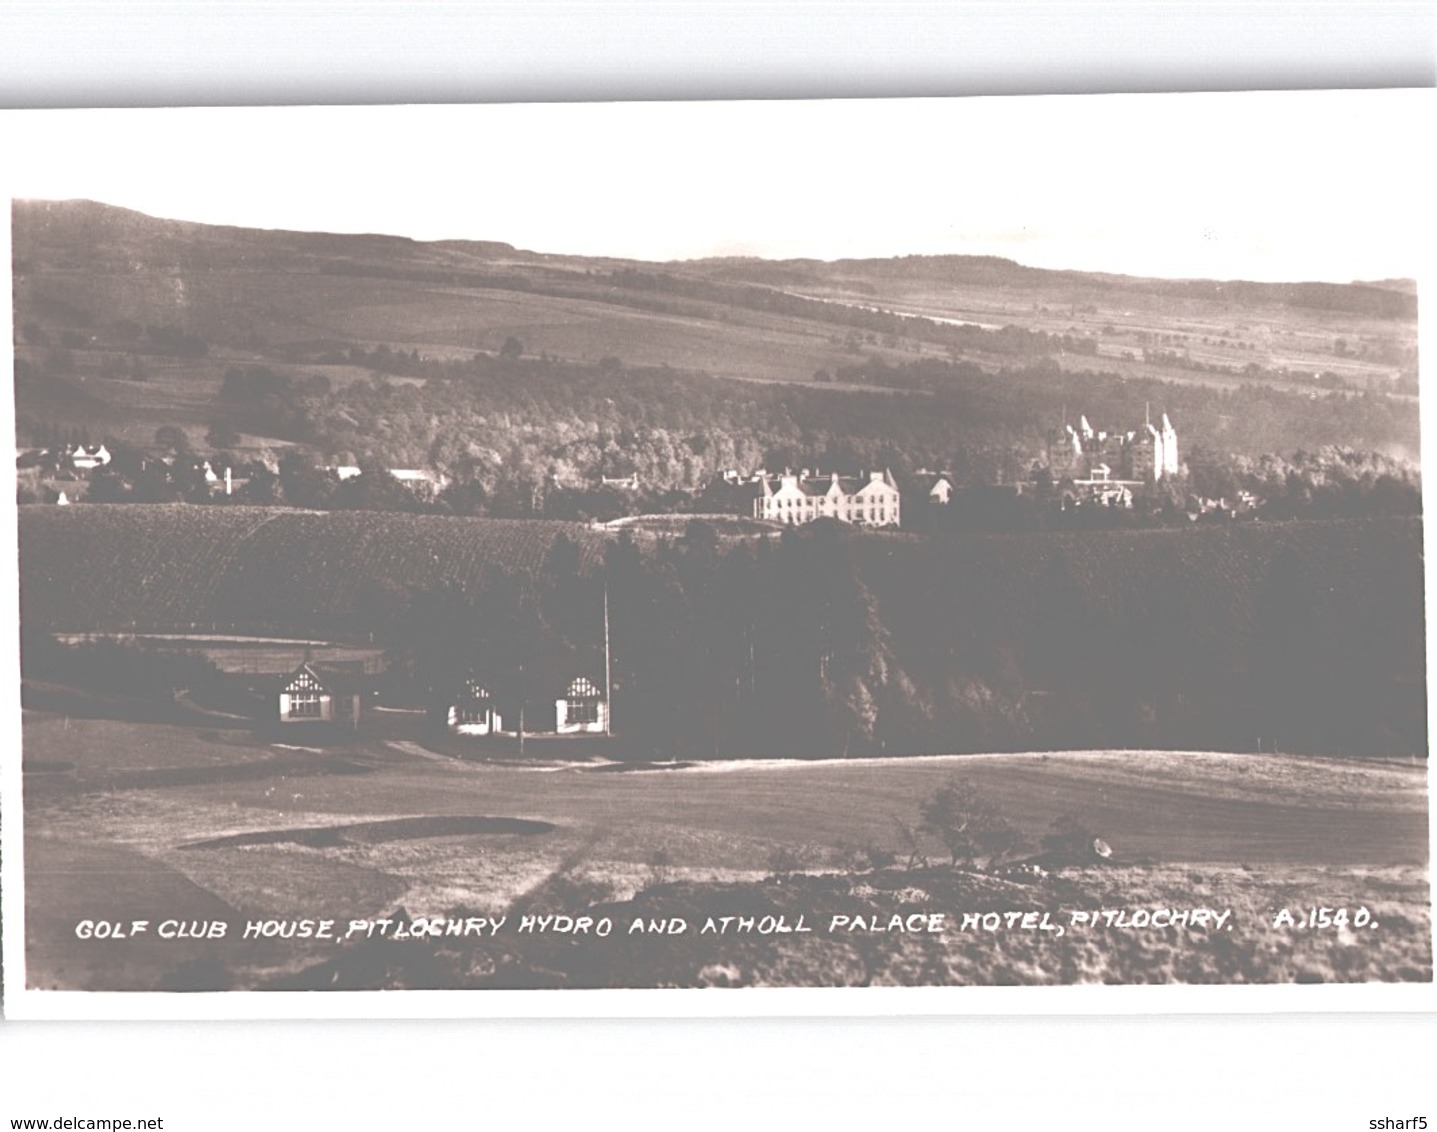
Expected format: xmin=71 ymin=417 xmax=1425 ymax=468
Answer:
xmin=277 ymin=661 xmax=369 ymax=730
xmin=444 ymin=673 xmax=504 ymax=736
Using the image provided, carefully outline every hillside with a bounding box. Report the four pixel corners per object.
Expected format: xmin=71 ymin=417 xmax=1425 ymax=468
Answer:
xmin=22 ymin=504 xmax=1419 ymax=641
xmin=12 ymin=200 xmax=1420 ymax=469
xmin=17 ymin=505 xmax=607 ymax=633
xmin=703 ymin=253 xmax=1418 ymax=320
xmin=18 ymin=506 xmax=1426 ymax=758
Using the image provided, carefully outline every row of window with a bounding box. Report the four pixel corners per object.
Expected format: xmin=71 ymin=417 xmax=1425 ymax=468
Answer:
xmin=766 ymin=499 xmax=898 ymax=523
xmin=456 ymin=700 xmax=599 ymax=725
xmin=292 ymin=689 xmax=601 ymax=723
xmin=288 ymin=690 xmax=322 ymax=718
xmin=567 ymin=700 xmax=601 ymax=725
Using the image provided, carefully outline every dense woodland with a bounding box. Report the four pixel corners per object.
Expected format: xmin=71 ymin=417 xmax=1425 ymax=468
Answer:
xmin=19 ymin=506 xmax=1426 ymax=761
xmin=474 ymin=517 xmax=1428 ymax=761
xmin=18 ymin=349 xmax=1421 ymax=529
xmin=214 ymin=350 xmax=1422 ymax=491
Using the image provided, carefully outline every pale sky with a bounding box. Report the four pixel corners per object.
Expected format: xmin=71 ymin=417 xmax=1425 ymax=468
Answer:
xmin=1 ymin=91 xmax=1431 ymax=283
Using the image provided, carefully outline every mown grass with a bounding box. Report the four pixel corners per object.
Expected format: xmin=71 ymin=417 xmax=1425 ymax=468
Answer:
xmin=21 ymin=711 xmax=1429 ymax=989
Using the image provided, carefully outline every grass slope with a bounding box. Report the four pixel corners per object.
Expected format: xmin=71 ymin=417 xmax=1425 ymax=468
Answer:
xmin=21 ymin=712 xmax=1429 ymax=989
xmin=14 ymin=200 xmax=1417 ymax=447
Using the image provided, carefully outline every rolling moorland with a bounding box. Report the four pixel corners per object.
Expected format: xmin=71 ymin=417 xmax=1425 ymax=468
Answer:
xmin=11 ymin=199 xmax=1421 ymax=510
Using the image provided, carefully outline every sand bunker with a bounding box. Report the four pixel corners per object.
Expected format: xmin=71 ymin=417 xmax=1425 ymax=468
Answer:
xmin=183 ymin=814 xmax=556 ymax=850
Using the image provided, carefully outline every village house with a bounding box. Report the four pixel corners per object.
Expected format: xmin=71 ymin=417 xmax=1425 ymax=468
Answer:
xmin=69 ymin=443 xmax=111 ymax=471
xmin=750 ymin=469 xmax=903 ymax=528
xmin=445 ymin=674 xmax=504 ymax=736
xmin=277 ymin=661 xmax=369 ymax=730
xmin=388 ymin=468 xmax=450 ymax=496
xmin=440 ymin=672 xmax=607 ymax=737
xmin=924 ymin=474 xmax=954 ymax=505
xmin=328 ymin=465 xmax=450 ymax=499
xmin=555 ymin=675 xmax=607 ymax=735
xmin=909 ymin=469 xmax=954 ymax=505
xmin=196 ymin=461 xmax=237 ymax=496
xmin=1185 ymin=489 xmax=1263 ymax=522
xmin=1065 ymin=463 xmax=1135 ymax=509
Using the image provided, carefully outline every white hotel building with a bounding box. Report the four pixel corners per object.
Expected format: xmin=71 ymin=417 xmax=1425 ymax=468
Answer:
xmin=752 ymin=469 xmax=902 ymax=528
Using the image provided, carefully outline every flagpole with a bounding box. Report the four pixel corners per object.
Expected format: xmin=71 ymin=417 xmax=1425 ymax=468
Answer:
xmin=603 ymin=579 xmax=612 ymax=737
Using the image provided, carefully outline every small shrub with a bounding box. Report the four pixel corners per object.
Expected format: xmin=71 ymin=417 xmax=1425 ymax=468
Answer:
xmin=528 ymin=872 xmax=614 ymax=912
xmin=863 ymin=844 xmax=898 ymax=871
xmin=890 ymin=815 xmax=928 ymax=870
xmin=645 ymin=847 xmax=672 ymax=887
xmin=766 ymin=844 xmax=814 ymax=878
xmin=1043 ymin=812 xmax=1093 ymax=856
xmin=827 ymin=841 xmax=869 ymax=876
xmin=1041 ymin=812 xmax=1109 ymax=864
xmin=918 ymin=778 xmax=1023 ymax=869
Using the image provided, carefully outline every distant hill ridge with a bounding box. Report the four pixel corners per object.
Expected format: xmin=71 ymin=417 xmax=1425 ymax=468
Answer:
xmin=13 ymin=199 xmax=1416 ymax=321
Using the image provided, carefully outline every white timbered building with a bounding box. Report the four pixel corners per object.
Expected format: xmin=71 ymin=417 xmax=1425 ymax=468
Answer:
xmin=446 ymin=675 xmax=504 ymax=736
xmin=556 ymin=675 xmax=607 ymax=735
xmin=277 ymin=662 xmax=366 ymax=730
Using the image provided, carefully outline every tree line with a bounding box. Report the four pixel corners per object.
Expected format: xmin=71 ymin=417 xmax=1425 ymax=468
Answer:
xmin=20 ymin=507 xmax=1423 ymax=760
xmin=213 ymin=350 xmax=1419 ymax=505
xmin=384 ymin=517 xmax=1425 ymax=760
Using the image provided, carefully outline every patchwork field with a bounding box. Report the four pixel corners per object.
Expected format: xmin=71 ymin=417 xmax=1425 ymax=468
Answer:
xmin=21 ymin=710 xmax=1430 ymax=990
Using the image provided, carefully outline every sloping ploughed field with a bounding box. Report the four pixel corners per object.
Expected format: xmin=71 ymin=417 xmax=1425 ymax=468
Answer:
xmin=18 ymin=505 xmax=609 ymax=631
xmin=18 ymin=508 xmax=1425 ymax=665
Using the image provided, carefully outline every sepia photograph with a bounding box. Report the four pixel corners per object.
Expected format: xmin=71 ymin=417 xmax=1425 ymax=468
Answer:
xmin=2 ymin=93 xmax=1431 ymax=1013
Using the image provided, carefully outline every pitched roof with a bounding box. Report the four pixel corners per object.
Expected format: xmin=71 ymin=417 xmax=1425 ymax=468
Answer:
xmin=761 ymin=469 xmax=899 ymax=497
xmin=564 ymin=675 xmax=605 ymax=699
xmin=451 ymin=674 xmax=495 ymax=703
xmin=281 ymin=660 xmax=372 ymax=697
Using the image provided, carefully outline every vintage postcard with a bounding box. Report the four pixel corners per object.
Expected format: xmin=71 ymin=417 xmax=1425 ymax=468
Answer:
xmin=2 ymin=93 xmax=1431 ymax=1018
